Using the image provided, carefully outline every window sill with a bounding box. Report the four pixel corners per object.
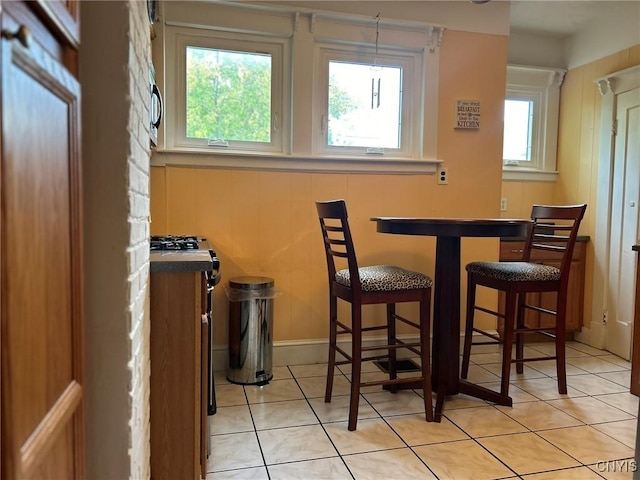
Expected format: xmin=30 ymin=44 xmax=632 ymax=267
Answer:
xmin=151 ymin=148 xmax=441 ymax=174
xmin=502 ymin=167 xmax=558 ymax=182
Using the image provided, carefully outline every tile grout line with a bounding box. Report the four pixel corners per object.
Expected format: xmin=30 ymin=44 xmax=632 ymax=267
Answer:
xmin=241 ymin=383 xmax=274 ymax=480
xmin=289 ymin=365 xmax=357 ymax=480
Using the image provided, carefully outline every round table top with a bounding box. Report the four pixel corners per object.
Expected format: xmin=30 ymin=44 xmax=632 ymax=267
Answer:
xmin=370 ymin=217 xmax=532 ymax=238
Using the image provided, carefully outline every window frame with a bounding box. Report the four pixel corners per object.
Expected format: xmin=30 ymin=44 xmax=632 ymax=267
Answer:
xmin=313 ymin=45 xmax=423 ymax=159
xmin=165 ymin=26 xmax=291 ymax=155
xmin=156 ymin=2 xmax=445 ymax=174
xmin=502 ymin=65 xmax=566 ymax=182
xmin=503 ymin=90 xmax=542 ymax=166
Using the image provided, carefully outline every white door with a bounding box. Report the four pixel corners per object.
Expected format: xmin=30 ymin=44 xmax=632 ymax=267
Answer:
xmin=606 ymin=87 xmax=640 ymax=359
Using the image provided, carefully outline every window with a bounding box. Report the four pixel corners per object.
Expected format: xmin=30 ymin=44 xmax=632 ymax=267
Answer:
xmin=503 ymin=94 xmax=538 ymax=164
xmin=165 ymin=28 xmax=289 ymax=154
xmin=313 ymin=44 xmax=425 ymax=160
xmin=159 ymin=2 xmax=444 ymax=173
xmin=327 ymin=61 xmax=403 ymax=150
xmin=186 ymin=47 xmax=272 ymax=145
xmin=503 ymin=65 xmax=566 ymax=182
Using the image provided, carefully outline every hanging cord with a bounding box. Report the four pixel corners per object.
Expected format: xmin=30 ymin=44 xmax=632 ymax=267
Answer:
xmin=371 ymin=13 xmax=382 ymax=109
xmin=372 ymin=13 xmax=382 ymax=70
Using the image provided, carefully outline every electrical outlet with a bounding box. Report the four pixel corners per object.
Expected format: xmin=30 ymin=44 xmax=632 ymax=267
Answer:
xmin=437 ymin=167 xmax=448 ymax=185
xmin=500 ymin=197 xmax=508 ymax=211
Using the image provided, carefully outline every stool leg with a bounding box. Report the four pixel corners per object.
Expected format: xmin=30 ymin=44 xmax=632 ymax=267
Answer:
xmin=325 ymin=294 xmax=337 ymax=403
xmin=556 ymin=291 xmax=568 ymax=394
xmin=515 ymin=293 xmax=526 ymax=374
xmin=387 ymin=303 xmax=398 ymax=394
xmin=501 ymin=290 xmax=516 ymax=398
xmin=348 ymin=304 xmax=362 ymax=431
xmin=461 ymin=272 xmax=476 ymax=379
xmin=420 ymin=290 xmax=434 ymax=422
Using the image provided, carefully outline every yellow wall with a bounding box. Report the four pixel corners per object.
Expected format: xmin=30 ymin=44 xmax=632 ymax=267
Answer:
xmin=501 ymin=45 xmax=640 ymax=332
xmin=151 ymin=30 xmax=509 ymax=346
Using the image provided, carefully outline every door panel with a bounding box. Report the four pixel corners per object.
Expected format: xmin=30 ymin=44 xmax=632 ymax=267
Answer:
xmin=1 ymin=3 xmax=84 ymax=478
xmin=607 ymin=88 xmax=640 ymax=359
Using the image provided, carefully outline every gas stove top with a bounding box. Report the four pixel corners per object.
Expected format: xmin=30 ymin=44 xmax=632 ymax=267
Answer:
xmin=150 ymin=235 xmax=220 ymax=275
xmin=150 ymin=235 xmax=202 ymax=251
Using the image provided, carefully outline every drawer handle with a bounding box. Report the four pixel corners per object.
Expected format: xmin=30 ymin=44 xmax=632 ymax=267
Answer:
xmin=511 ymin=249 xmax=524 ymax=253
xmin=1 ymin=25 xmax=31 ymax=49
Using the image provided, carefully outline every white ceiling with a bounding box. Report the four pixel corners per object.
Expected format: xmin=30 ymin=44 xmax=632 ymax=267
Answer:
xmin=509 ymin=0 xmax=640 ymax=38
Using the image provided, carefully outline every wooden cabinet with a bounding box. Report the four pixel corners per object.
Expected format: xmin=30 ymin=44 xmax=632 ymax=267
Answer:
xmin=1 ymin=1 xmax=84 ymax=478
xmin=497 ymin=238 xmax=588 ymax=338
xmin=150 ymin=270 xmax=209 ymax=479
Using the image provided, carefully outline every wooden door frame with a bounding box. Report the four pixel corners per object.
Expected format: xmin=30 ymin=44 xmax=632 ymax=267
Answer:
xmin=589 ymin=65 xmax=640 ymax=349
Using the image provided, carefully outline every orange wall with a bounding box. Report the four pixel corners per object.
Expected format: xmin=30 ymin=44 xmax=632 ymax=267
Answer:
xmin=501 ymin=44 xmax=640 ymax=332
xmin=151 ymin=30 xmax=509 ymax=345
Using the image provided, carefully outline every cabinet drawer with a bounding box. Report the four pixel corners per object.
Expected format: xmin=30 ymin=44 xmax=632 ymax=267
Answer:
xmin=500 ymin=242 xmax=526 ymax=261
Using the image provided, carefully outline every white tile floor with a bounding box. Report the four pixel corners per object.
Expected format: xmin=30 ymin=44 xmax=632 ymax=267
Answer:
xmin=208 ymin=341 xmax=637 ymax=479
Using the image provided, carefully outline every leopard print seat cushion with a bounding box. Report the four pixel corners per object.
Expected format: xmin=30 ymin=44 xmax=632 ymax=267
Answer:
xmin=335 ymin=265 xmax=432 ymax=291
xmin=466 ymin=261 xmax=561 ymax=282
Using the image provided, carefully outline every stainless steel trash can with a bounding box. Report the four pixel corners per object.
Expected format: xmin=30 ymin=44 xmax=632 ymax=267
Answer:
xmin=226 ymin=276 xmax=275 ymax=385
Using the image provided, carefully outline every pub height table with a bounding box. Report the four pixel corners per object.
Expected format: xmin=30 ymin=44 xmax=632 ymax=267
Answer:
xmin=371 ymin=217 xmax=532 ymax=421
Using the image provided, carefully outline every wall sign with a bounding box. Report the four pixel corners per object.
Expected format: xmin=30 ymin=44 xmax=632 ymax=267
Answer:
xmin=455 ymin=100 xmax=480 ymax=129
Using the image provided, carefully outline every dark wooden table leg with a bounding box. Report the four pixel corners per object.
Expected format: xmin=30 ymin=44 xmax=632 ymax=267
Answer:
xmin=372 ymin=218 xmax=529 ymax=419
xmin=459 ymin=380 xmax=513 ymax=407
xmin=431 ymin=236 xmax=461 ymax=421
xmin=431 ymin=236 xmax=460 ymax=394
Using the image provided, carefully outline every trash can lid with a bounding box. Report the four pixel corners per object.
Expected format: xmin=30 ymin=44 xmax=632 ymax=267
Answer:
xmin=229 ymin=276 xmax=275 ymax=290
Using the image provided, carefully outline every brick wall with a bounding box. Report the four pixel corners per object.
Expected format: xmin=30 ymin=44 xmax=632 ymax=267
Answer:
xmin=81 ymin=1 xmax=152 ymax=478
xmin=127 ymin=1 xmax=152 ymax=478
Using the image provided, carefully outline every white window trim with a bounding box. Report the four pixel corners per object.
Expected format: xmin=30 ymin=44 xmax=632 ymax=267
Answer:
xmin=503 ymin=91 xmax=540 ymax=165
xmin=307 ymin=12 xmax=442 ymax=164
xmin=154 ymin=0 xmax=446 ymax=174
xmin=502 ymin=65 xmax=566 ymax=182
xmin=313 ymin=45 xmax=421 ymax=159
xmin=164 ymin=27 xmax=291 ymax=155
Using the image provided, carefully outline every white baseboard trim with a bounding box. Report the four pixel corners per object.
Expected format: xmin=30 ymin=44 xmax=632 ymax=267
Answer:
xmin=213 ymin=336 xmax=402 ymax=371
xmin=587 ymin=320 xmax=607 ymax=349
xmin=212 ymin=332 xmax=493 ymax=372
xmin=573 ymin=325 xmax=591 ymax=346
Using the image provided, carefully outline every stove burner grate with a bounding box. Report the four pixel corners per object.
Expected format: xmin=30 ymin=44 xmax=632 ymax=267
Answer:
xmin=150 ymin=235 xmax=201 ymax=251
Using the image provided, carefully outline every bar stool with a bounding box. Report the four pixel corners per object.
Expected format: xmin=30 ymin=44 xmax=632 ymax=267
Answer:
xmin=461 ymin=204 xmax=587 ymax=400
xmin=316 ymin=199 xmax=434 ymax=430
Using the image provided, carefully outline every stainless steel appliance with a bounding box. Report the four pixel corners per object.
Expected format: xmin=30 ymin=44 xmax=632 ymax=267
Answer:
xmin=150 ymin=235 xmax=220 ymax=416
